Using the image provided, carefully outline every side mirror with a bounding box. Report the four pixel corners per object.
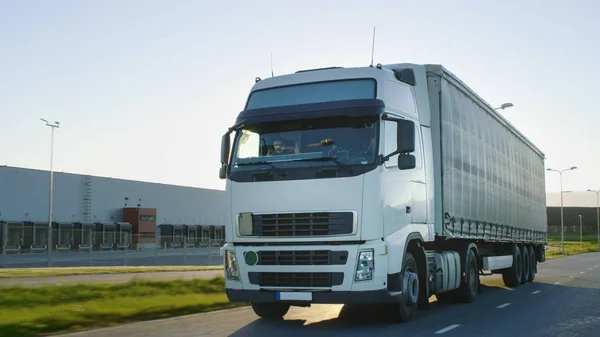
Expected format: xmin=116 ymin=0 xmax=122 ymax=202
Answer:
xmin=397 ymin=119 xmax=415 ymax=153
xmin=220 ymin=133 xmax=231 ymax=165
xmin=398 ymin=154 xmax=416 ymax=170
xmin=219 ymin=165 xmax=227 ymax=180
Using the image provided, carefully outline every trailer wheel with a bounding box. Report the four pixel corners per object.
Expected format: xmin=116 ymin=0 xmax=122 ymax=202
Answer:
xmin=520 ymin=245 xmax=529 ymax=285
xmin=251 ymin=303 xmax=290 ymax=320
xmin=502 ymin=244 xmax=522 ymax=287
xmin=391 ymin=252 xmax=419 ymax=322
xmin=527 ymin=245 xmax=536 ymax=282
xmin=456 ymin=249 xmax=479 ymax=303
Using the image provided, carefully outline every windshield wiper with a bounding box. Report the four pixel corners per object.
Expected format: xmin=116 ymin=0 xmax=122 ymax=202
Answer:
xmin=290 ymin=157 xmax=353 ymax=174
xmin=235 ymin=161 xmax=285 ymax=177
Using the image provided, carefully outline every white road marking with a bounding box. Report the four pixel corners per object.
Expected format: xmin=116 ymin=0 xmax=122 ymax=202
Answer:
xmin=532 ymin=290 xmax=541 ymax=294
xmin=580 ymin=272 xmax=585 ymax=274
xmin=595 ymin=265 xmax=599 ymax=268
xmin=497 ymin=303 xmax=511 ymax=309
xmin=435 ymin=324 xmax=460 ymax=334
xmin=569 ymin=276 xmax=574 ymax=279
xmin=589 ymin=268 xmax=593 ymax=271
xmin=554 ymin=282 xmax=561 ymax=285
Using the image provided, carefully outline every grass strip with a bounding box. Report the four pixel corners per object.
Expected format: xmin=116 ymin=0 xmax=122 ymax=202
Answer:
xmin=0 ymin=277 xmax=246 ymax=337
xmin=0 ymin=266 xmax=223 ymax=279
xmin=546 ymin=240 xmax=600 ymax=259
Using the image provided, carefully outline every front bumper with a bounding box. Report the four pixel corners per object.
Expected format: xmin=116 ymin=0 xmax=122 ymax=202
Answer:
xmin=223 ymin=241 xmax=398 ymax=304
xmin=226 ymin=288 xmax=401 ymax=304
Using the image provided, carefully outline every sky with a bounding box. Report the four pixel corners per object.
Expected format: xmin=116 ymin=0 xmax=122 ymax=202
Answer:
xmin=1 ymin=0 xmax=600 ymax=204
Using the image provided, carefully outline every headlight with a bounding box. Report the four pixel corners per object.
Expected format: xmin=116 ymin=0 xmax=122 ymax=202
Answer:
xmin=355 ymin=249 xmax=374 ymax=281
xmin=225 ymin=250 xmax=240 ymax=280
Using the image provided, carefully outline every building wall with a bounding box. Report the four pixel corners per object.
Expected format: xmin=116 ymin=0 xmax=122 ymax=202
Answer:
xmin=0 ymin=166 xmax=226 ymax=225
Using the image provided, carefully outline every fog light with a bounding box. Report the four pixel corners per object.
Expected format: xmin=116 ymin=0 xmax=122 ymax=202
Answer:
xmin=355 ymin=249 xmax=374 ymax=281
xmin=225 ymin=250 xmax=239 ymax=280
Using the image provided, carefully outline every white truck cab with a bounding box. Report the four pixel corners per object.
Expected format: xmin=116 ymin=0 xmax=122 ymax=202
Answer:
xmin=218 ymin=63 xmax=547 ymax=322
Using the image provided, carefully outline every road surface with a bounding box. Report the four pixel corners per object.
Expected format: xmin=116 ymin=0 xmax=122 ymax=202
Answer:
xmin=0 ymin=270 xmax=223 ymax=287
xmin=0 ymin=247 xmax=222 ymax=268
xmin=60 ymin=253 xmax=600 ymax=337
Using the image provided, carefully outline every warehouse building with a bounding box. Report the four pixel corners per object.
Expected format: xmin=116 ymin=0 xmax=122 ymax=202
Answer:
xmin=0 ymin=165 xmax=227 ymax=251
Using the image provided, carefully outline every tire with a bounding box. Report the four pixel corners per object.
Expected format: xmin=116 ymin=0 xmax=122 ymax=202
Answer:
xmin=502 ymin=244 xmax=522 ymax=287
xmin=251 ymin=303 xmax=290 ymax=320
xmin=527 ymin=245 xmax=536 ymax=282
xmin=456 ymin=249 xmax=479 ymax=303
xmin=520 ymin=245 xmax=529 ymax=285
xmin=390 ymin=252 xmax=419 ymax=322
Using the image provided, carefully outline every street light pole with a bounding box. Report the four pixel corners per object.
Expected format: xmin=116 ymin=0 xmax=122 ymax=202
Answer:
xmin=40 ymin=118 xmax=60 ymax=267
xmin=587 ymin=189 xmax=600 ymax=249
xmin=579 ymin=214 xmax=583 ymax=246
xmin=547 ymin=166 xmax=578 ymax=255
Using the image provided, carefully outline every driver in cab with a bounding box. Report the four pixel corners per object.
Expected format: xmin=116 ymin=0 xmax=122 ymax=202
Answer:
xmin=267 ymin=139 xmax=296 ymax=156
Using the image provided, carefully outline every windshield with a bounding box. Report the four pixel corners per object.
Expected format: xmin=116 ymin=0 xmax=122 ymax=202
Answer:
xmin=231 ymin=116 xmax=379 ymax=171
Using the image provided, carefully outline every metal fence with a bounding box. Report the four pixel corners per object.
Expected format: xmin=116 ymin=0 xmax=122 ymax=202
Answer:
xmin=0 ymin=222 xmax=225 ymax=268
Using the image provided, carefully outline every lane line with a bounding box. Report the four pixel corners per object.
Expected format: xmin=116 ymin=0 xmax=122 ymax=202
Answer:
xmin=532 ymin=290 xmax=541 ymax=294
xmin=580 ymin=272 xmax=585 ymax=274
xmin=569 ymin=276 xmax=574 ymax=279
xmin=497 ymin=303 xmax=511 ymax=309
xmin=589 ymin=268 xmax=593 ymax=271
xmin=554 ymin=282 xmax=561 ymax=285
xmin=435 ymin=324 xmax=460 ymax=334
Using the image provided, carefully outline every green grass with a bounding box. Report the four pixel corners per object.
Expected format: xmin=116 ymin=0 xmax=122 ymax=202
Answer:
xmin=546 ymin=240 xmax=600 ymax=259
xmin=0 ymin=265 xmax=223 ymax=279
xmin=0 ymin=277 xmax=246 ymax=337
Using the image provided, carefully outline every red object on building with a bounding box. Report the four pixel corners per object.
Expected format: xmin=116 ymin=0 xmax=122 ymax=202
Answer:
xmin=123 ymin=208 xmax=157 ymax=244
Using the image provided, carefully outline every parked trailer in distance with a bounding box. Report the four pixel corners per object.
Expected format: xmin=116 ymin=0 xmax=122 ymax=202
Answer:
xmin=219 ymin=63 xmax=547 ymax=322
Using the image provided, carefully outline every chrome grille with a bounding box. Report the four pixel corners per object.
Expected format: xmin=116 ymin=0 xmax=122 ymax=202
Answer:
xmin=251 ymin=212 xmax=353 ymax=237
xmin=258 ymin=250 xmax=348 ymax=265
xmin=248 ymin=272 xmax=344 ymax=287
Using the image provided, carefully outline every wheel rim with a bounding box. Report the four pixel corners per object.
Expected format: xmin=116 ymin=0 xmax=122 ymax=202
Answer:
xmin=403 ymin=270 xmax=419 ymax=305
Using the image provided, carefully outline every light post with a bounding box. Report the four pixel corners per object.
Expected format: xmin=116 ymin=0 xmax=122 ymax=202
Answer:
xmin=547 ymin=166 xmax=578 ymax=254
xmin=494 ymin=102 xmax=514 ymax=110
xmin=586 ymin=189 xmax=600 ymax=249
xmin=579 ymin=214 xmax=583 ymax=246
xmin=40 ymin=118 xmax=60 ymax=267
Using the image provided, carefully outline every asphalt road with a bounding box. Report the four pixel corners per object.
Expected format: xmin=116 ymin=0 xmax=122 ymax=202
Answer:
xmin=0 ymin=247 xmax=222 ymax=268
xmin=60 ymin=253 xmax=600 ymax=337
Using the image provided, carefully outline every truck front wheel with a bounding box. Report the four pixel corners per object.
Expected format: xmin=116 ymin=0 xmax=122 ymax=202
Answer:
xmin=251 ymin=303 xmax=290 ymax=320
xmin=391 ymin=251 xmax=419 ymax=322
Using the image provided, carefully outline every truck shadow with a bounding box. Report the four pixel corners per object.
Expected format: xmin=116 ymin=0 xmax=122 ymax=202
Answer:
xmin=228 ymin=279 xmax=600 ymax=337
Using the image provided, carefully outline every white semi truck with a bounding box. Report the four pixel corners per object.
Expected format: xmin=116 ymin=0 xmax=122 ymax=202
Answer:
xmin=218 ymin=63 xmax=547 ymax=322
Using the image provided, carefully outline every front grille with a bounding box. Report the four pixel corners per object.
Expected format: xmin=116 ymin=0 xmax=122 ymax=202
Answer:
xmin=258 ymin=250 xmax=348 ymax=265
xmin=248 ymin=272 xmax=344 ymax=287
xmin=251 ymin=212 xmax=353 ymax=237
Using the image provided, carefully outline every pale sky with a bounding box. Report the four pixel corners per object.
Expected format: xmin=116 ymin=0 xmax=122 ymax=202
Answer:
xmin=1 ymin=1 xmax=599 ymax=204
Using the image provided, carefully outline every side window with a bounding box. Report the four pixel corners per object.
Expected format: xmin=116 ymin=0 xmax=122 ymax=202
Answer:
xmin=384 ymin=120 xmax=398 ymax=168
xmin=236 ymin=130 xmax=260 ymax=159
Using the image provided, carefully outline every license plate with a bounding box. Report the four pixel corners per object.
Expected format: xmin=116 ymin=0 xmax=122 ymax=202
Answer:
xmin=276 ymin=292 xmax=312 ymax=301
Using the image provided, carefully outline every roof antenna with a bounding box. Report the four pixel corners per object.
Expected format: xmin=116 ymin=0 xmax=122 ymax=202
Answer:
xmin=370 ymin=27 xmax=376 ymax=67
xmin=271 ymin=53 xmax=274 ymax=77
